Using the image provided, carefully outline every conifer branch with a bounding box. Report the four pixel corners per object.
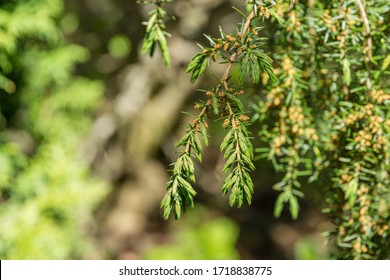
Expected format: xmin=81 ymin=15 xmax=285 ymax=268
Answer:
xmin=161 ymin=3 xmax=275 ymax=219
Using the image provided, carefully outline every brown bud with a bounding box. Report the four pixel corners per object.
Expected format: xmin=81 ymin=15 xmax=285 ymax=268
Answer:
xmin=194 ymin=104 xmax=202 ymax=110
xmin=222 ymin=118 xmax=230 ymax=128
xmin=238 ymin=115 xmax=249 ymax=122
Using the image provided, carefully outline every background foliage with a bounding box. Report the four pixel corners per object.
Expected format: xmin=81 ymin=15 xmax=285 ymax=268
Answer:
xmin=254 ymin=0 xmax=390 ymax=259
xmin=0 ymin=0 xmax=107 ymax=259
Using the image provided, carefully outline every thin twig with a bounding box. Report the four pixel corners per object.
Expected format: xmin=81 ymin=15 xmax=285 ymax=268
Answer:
xmin=355 ymin=0 xmax=372 ymax=65
xmin=221 ymin=10 xmax=255 ymax=87
xmin=227 ymin=103 xmax=242 ymax=162
xmin=220 ymin=9 xmax=257 ymax=167
xmin=184 ymin=106 xmax=207 ymax=153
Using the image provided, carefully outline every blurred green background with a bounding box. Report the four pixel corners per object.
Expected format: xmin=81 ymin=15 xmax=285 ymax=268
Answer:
xmin=0 ymin=0 xmax=330 ymax=259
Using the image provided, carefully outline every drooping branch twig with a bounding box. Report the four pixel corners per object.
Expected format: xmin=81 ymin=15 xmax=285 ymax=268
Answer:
xmin=221 ymin=10 xmax=255 ymax=87
xmin=356 ymin=0 xmax=373 ymax=79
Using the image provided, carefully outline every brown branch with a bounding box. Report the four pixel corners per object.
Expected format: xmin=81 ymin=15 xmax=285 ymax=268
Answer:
xmin=355 ymin=0 xmax=373 ymax=65
xmin=219 ymin=9 xmax=258 ymax=164
xmin=221 ymin=10 xmax=255 ymax=87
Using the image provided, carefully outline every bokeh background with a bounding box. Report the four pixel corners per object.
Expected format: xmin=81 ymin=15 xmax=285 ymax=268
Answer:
xmin=0 ymin=0 xmax=331 ymax=259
